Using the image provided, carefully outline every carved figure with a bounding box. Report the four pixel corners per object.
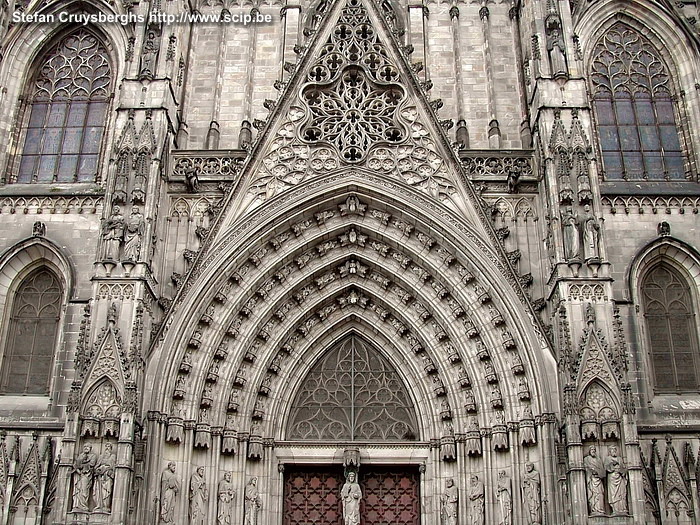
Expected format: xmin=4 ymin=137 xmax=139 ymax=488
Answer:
xmin=72 ymin=444 xmax=97 ymax=512
xmin=123 ymin=207 xmax=144 ymax=262
xmin=102 ymin=206 xmax=125 ymax=261
xmin=244 ymin=477 xmax=262 ymax=525
xmin=562 ymin=206 xmax=580 ymax=260
xmin=440 ymin=478 xmax=458 ymax=525
xmin=604 ymin=446 xmax=628 ymax=515
xmin=583 ymin=446 xmax=606 ymax=515
xmin=468 ymin=475 xmax=485 ymax=525
xmin=139 ymin=30 xmax=160 ymax=80
xmin=189 ymin=466 xmax=208 ymax=525
xmin=92 ymin=443 xmax=116 ymax=512
xmin=497 ymin=470 xmax=512 ymax=525
xmin=160 ymin=462 xmax=180 ymax=523
xmin=215 ymin=472 xmax=235 ymax=525
xmin=581 ymin=205 xmax=600 ymax=261
xmin=522 ymin=463 xmax=542 ymax=525
xmin=546 ymin=22 xmax=568 ymax=79
xmin=341 ymin=470 xmax=362 ymax=525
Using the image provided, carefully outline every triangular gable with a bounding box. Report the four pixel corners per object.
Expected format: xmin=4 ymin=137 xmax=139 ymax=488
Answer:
xmin=575 ymin=326 xmax=620 ymax=400
xmin=662 ymin=439 xmax=693 ymax=518
xmin=213 ymin=0 xmax=490 ymax=235
xmin=82 ymin=326 xmax=129 ymax=399
xmin=10 ymin=442 xmax=40 ymax=508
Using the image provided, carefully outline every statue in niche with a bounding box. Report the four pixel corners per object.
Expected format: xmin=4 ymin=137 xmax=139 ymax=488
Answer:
xmin=217 ymin=471 xmax=236 ymax=525
xmin=604 ymin=446 xmax=628 ymax=515
xmin=572 ymin=149 xmax=592 ymax=203
xmin=160 ymin=461 xmax=180 ymax=523
xmin=562 ymin=206 xmax=580 ymax=261
xmin=102 ymin=206 xmax=125 ymax=261
xmin=522 ymin=462 xmax=542 ymax=525
xmin=139 ymin=29 xmax=160 ymax=80
xmin=92 ymin=443 xmax=116 ymax=512
xmin=132 ymin=152 xmax=148 ymax=203
xmin=581 ymin=205 xmax=601 ymax=261
xmin=440 ymin=478 xmax=458 ymax=525
xmin=546 ymin=17 xmax=568 ymax=79
xmin=72 ymin=444 xmax=97 ymax=512
xmin=497 ymin=470 xmax=512 ymax=525
xmin=583 ymin=446 xmax=606 ymax=516
xmin=123 ymin=207 xmax=145 ymax=262
xmin=189 ymin=466 xmax=208 ymax=525
xmin=341 ymin=470 xmax=362 ymax=525
xmin=244 ymin=477 xmax=262 ymax=525
xmin=468 ymin=475 xmax=485 ymax=525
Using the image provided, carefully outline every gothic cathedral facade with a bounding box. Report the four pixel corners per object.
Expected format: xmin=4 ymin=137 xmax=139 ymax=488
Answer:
xmin=0 ymin=0 xmax=698 ymax=523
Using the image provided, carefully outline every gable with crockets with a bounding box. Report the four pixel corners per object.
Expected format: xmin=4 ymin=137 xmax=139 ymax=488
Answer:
xmin=212 ymin=0 xmax=492 ymax=236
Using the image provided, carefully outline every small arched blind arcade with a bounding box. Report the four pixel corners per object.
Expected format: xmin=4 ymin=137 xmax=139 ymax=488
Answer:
xmin=1 ymin=268 xmax=61 ymax=394
xmin=16 ymin=29 xmax=112 ymax=183
xmin=590 ymin=22 xmax=685 ymax=181
xmin=287 ymin=335 xmax=418 ymax=441
xmin=642 ymin=265 xmax=699 ymax=392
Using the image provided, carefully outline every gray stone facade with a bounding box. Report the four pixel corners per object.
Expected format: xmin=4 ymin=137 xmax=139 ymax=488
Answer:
xmin=0 ymin=0 xmax=697 ymax=523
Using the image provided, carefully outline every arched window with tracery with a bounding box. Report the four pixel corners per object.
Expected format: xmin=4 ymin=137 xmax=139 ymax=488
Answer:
xmin=590 ymin=22 xmax=685 ymax=181
xmin=14 ymin=28 xmax=112 ymax=183
xmin=1 ymin=268 xmax=62 ymax=394
xmin=641 ymin=264 xmax=699 ymax=392
xmin=287 ymin=335 xmax=419 ymax=441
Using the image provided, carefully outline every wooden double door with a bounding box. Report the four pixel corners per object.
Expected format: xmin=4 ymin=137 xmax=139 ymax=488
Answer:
xmin=283 ymin=466 xmax=420 ymax=525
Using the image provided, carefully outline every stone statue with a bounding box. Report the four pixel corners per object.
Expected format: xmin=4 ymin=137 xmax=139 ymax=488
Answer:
xmin=581 ymin=205 xmax=600 ymax=261
xmin=562 ymin=206 xmax=580 ymax=261
xmin=546 ymin=22 xmax=568 ymax=79
xmin=217 ymin=471 xmax=236 ymax=525
xmin=139 ymin=30 xmax=160 ymax=80
xmin=123 ymin=207 xmax=144 ymax=262
xmin=341 ymin=470 xmax=362 ymax=525
xmin=92 ymin=443 xmax=116 ymax=512
xmin=522 ymin=463 xmax=542 ymax=525
xmin=440 ymin=478 xmax=458 ymax=525
xmin=497 ymin=470 xmax=512 ymax=525
xmin=604 ymin=446 xmax=628 ymax=515
xmin=102 ymin=206 xmax=125 ymax=261
xmin=160 ymin=462 xmax=180 ymax=523
xmin=583 ymin=446 xmax=606 ymax=515
xmin=72 ymin=444 xmax=97 ymax=512
xmin=468 ymin=475 xmax=485 ymax=525
xmin=244 ymin=477 xmax=262 ymax=525
xmin=189 ymin=466 xmax=208 ymax=525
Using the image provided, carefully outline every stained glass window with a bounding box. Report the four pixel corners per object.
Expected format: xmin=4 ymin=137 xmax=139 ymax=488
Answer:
xmin=642 ymin=265 xmax=698 ymax=392
xmin=16 ymin=29 xmax=112 ymax=183
xmin=590 ymin=23 xmax=685 ymax=181
xmin=1 ymin=269 xmax=61 ymax=394
xmin=287 ymin=335 xmax=418 ymax=441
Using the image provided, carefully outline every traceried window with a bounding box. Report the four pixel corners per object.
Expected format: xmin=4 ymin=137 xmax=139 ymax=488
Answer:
xmin=642 ymin=265 xmax=699 ymax=392
xmin=1 ymin=269 xmax=61 ymax=394
xmin=287 ymin=335 xmax=418 ymax=441
xmin=15 ymin=29 xmax=112 ymax=183
xmin=590 ymin=22 xmax=685 ymax=181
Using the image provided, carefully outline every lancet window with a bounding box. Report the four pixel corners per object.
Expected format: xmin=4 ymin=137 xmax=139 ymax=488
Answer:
xmin=590 ymin=22 xmax=685 ymax=181
xmin=14 ymin=29 xmax=112 ymax=183
xmin=1 ymin=268 xmax=62 ymax=394
xmin=641 ymin=264 xmax=699 ymax=391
